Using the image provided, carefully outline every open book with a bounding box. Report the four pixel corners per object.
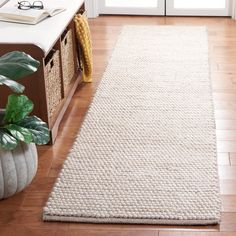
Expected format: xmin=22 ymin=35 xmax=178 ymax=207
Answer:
xmin=0 ymin=5 xmax=65 ymax=24
xmin=0 ymin=0 xmax=9 ymax=8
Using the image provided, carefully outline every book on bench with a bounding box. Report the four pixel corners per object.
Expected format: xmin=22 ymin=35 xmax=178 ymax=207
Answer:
xmin=0 ymin=0 xmax=9 ymax=8
xmin=0 ymin=5 xmax=65 ymax=24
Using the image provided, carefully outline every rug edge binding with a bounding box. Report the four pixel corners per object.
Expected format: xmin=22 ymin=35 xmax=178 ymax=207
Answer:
xmin=42 ymin=214 xmax=220 ymax=226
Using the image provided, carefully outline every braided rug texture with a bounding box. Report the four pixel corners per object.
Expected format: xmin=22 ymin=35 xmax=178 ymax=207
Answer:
xmin=43 ymin=26 xmax=221 ymax=225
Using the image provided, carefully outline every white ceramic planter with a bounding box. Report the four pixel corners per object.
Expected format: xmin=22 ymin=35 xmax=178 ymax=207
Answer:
xmin=0 ymin=142 xmax=38 ymax=200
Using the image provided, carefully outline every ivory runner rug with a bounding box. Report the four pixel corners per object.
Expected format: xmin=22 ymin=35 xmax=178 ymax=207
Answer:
xmin=43 ymin=26 xmax=221 ymax=225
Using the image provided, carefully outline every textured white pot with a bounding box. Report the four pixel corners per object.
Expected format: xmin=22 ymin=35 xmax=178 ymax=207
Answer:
xmin=0 ymin=142 xmax=38 ymax=200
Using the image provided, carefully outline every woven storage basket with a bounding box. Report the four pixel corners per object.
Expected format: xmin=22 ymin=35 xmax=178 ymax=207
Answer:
xmin=44 ymin=50 xmax=62 ymax=119
xmin=61 ymin=29 xmax=76 ymax=94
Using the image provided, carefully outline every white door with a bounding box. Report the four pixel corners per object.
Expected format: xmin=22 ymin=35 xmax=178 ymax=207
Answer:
xmin=166 ymin=0 xmax=231 ymax=16
xmin=99 ymin=0 xmax=230 ymax=16
xmin=99 ymin=0 xmax=165 ymax=15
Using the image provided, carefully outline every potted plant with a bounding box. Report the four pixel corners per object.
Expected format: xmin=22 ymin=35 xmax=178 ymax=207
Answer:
xmin=0 ymin=51 xmax=50 ymax=200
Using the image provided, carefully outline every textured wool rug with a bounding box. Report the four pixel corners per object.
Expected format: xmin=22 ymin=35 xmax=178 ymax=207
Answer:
xmin=43 ymin=26 xmax=221 ymax=225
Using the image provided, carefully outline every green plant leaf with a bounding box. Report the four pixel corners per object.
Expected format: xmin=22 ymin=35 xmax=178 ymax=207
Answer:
xmin=0 ymin=75 xmax=25 ymax=93
xmin=17 ymin=116 xmax=50 ymax=145
xmin=0 ymin=51 xmax=40 ymax=81
xmin=4 ymin=94 xmax=34 ymax=123
xmin=4 ymin=124 xmax=33 ymax=144
xmin=0 ymin=128 xmax=18 ymax=150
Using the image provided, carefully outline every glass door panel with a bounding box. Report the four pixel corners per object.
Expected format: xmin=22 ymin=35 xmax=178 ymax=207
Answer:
xmin=174 ymin=0 xmax=225 ymax=9
xmin=99 ymin=0 xmax=165 ymax=15
xmin=166 ymin=0 xmax=230 ymax=16
xmin=105 ymin=0 xmax=158 ymax=8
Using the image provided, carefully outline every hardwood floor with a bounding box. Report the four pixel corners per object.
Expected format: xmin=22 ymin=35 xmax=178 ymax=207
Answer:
xmin=1 ymin=16 xmax=236 ymax=236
